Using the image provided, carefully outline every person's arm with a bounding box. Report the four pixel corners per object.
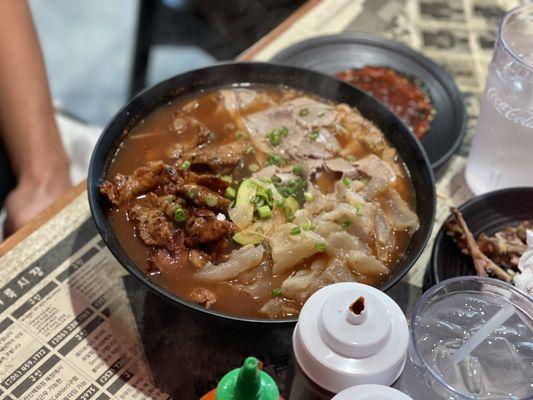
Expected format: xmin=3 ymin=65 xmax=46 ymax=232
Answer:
xmin=0 ymin=0 xmax=71 ymax=233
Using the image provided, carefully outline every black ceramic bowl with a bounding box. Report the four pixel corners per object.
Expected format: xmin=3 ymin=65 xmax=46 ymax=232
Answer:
xmin=88 ymin=62 xmax=436 ymax=323
xmin=431 ymin=187 xmax=533 ymax=284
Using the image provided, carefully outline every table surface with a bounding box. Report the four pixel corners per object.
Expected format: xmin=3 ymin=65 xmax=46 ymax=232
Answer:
xmin=0 ymin=1 xmax=525 ymax=399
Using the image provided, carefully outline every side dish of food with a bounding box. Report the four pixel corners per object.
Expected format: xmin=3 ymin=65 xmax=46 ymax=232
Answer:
xmin=445 ymin=207 xmax=532 ymax=293
xmin=336 ymin=66 xmax=435 ymax=139
xmin=99 ymin=85 xmax=420 ymax=319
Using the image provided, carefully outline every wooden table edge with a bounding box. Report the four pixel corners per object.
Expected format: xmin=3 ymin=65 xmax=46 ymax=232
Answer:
xmin=0 ymin=181 xmax=87 ymax=256
xmin=0 ymin=0 xmax=322 ymax=256
xmin=238 ymin=0 xmax=322 ymax=61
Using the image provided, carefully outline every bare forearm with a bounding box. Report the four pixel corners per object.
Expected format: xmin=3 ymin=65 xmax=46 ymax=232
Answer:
xmin=0 ymin=0 xmax=69 ymax=184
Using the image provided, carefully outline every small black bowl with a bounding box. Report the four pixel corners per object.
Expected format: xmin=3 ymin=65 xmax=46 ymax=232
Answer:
xmin=431 ymin=187 xmax=533 ymax=284
xmin=88 ymin=62 xmax=436 ymax=323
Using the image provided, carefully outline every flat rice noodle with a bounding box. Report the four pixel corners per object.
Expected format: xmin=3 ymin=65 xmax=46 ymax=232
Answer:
xmin=281 ymin=269 xmax=319 ymax=303
xmin=304 ymin=190 xmax=337 ymax=215
xmin=319 ymin=258 xmax=356 ymax=284
xmin=325 ymin=231 xmax=370 ymax=258
xmin=381 ymin=189 xmax=420 ymax=233
xmin=195 ymin=244 xmax=264 ymax=282
xmin=321 ymin=203 xmax=375 ymax=244
xmin=346 ymin=250 xmax=389 ymax=276
xmin=359 ymin=177 xmax=390 ymax=200
xmin=233 ymin=259 xmax=272 ymax=299
xmin=260 ymin=298 xmax=299 ymax=319
xmin=270 ymin=224 xmax=325 ymax=274
xmin=374 ymin=208 xmax=394 ymax=262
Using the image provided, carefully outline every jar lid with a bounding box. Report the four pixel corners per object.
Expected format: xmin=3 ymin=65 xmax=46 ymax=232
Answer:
xmin=332 ymin=384 xmax=414 ymax=400
xmin=293 ymin=282 xmax=408 ymax=393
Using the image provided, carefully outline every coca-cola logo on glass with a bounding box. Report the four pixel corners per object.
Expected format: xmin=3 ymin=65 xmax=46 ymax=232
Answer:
xmin=487 ymin=87 xmax=533 ymax=128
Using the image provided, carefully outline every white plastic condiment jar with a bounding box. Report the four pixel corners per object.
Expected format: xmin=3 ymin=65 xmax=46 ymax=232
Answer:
xmin=332 ymin=384 xmax=414 ymax=400
xmin=286 ymin=282 xmax=409 ymax=399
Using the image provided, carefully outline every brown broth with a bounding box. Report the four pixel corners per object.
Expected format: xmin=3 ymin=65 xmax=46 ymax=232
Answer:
xmin=105 ymin=85 xmax=417 ymax=318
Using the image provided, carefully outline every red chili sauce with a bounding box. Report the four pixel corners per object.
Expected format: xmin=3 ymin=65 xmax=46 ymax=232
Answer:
xmin=336 ymin=66 xmax=434 ymax=139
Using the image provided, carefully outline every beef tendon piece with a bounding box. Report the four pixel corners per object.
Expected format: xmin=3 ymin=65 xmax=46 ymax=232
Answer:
xmin=446 ymin=208 xmax=512 ymax=282
xmin=100 ymin=161 xmax=182 ymax=206
xmin=189 ymin=287 xmax=217 ymax=308
xmin=176 ymin=183 xmax=231 ymax=210
xmin=182 ymin=140 xmax=248 ymax=171
xmin=185 ymin=208 xmax=236 ymax=246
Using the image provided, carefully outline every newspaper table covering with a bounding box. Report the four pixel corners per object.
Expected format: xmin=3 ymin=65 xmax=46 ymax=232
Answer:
xmin=0 ymin=1 xmax=525 ymax=399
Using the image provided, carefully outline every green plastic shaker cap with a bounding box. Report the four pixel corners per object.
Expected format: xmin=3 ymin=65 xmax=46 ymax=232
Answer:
xmin=216 ymin=357 xmax=279 ymax=400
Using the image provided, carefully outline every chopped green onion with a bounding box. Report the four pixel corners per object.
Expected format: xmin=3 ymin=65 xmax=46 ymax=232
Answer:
xmin=246 ymin=146 xmax=255 ymax=154
xmin=290 ymin=226 xmax=301 ymax=235
xmin=342 ymin=177 xmax=351 ymax=187
xmin=286 ymin=214 xmax=295 ymax=222
xmin=206 ymin=194 xmax=218 ymax=207
xmin=181 ymin=160 xmax=191 ymax=170
xmin=257 ymin=205 xmax=272 ymax=219
xmin=249 ymin=163 xmax=260 ymax=173
xmin=281 ymin=126 xmax=289 ymax=136
xmin=235 ymin=130 xmax=248 ymax=140
xmin=309 ymin=129 xmax=319 ymax=141
xmin=173 ymin=206 xmax=186 ymax=223
xmin=187 ymin=189 xmax=198 ymax=199
xmin=221 ymin=175 xmax=233 ymax=183
xmin=271 ymin=175 xmax=282 ymax=184
xmin=315 ymin=243 xmax=327 ymax=252
xmin=340 ymin=220 xmax=351 ymax=229
xmin=271 ymin=288 xmax=282 ymax=297
xmin=299 ymin=108 xmax=309 ymax=116
xmin=304 ymin=192 xmax=314 ymax=202
xmin=301 ymin=219 xmax=314 ymax=231
xmin=166 ymin=195 xmax=174 ymax=204
xmin=225 ymin=187 xmax=236 ymax=200
xmin=292 ymin=164 xmax=303 ymax=175
xmin=266 ymin=154 xmax=286 ymax=166
xmin=355 ymin=204 xmax=364 ymax=216
xmin=347 ymin=155 xmax=357 ymax=162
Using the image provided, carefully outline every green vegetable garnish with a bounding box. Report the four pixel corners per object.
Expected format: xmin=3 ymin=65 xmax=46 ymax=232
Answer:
xmin=299 ymin=108 xmax=309 ymax=116
xmin=249 ymin=163 xmax=260 ymax=173
xmin=187 ymin=189 xmax=198 ymax=199
xmin=304 ymin=191 xmax=313 ymax=202
xmin=225 ymin=187 xmax=236 ymax=200
xmin=266 ymin=154 xmax=287 ymax=166
xmin=181 ymin=160 xmax=191 ymax=170
xmin=347 ymin=155 xmax=357 ymax=162
xmin=271 ymin=288 xmax=282 ymax=297
xmin=246 ymin=146 xmax=255 ymax=154
xmin=235 ymin=130 xmax=248 ymax=140
xmin=292 ymin=164 xmax=303 ymax=176
xmin=342 ymin=177 xmax=351 ymax=187
xmin=340 ymin=220 xmax=351 ymax=229
xmin=257 ymin=205 xmax=272 ymax=219
xmin=266 ymin=126 xmax=289 ymax=146
xmin=173 ymin=206 xmax=186 ymax=223
xmin=301 ymin=218 xmax=314 ymax=231
xmin=355 ymin=204 xmax=364 ymax=216
xmin=221 ymin=175 xmax=233 ymax=183
xmin=206 ymin=194 xmax=218 ymax=207
xmin=290 ymin=226 xmax=301 ymax=235
xmin=318 ymin=110 xmax=326 ymax=117
xmin=315 ymin=243 xmax=327 ymax=252
xmin=309 ymin=129 xmax=319 ymax=141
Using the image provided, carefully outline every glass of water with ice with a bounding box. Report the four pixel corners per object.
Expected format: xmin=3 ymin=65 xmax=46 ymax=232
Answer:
xmin=465 ymin=5 xmax=533 ymax=194
xmin=398 ymin=276 xmax=533 ymax=399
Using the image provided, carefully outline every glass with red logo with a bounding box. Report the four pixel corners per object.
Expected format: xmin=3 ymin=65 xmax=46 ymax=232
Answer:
xmin=465 ymin=5 xmax=533 ymax=194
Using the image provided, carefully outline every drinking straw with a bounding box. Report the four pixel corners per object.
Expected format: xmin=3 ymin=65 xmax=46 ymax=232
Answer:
xmin=449 ymin=302 xmax=515 ymax=365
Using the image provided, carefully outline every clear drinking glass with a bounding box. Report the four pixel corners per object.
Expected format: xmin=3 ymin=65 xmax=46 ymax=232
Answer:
xmin=465 ymin=5 xmax=533 ymax=194
xmin=398 ymin=277 xmax=533 ymax=400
